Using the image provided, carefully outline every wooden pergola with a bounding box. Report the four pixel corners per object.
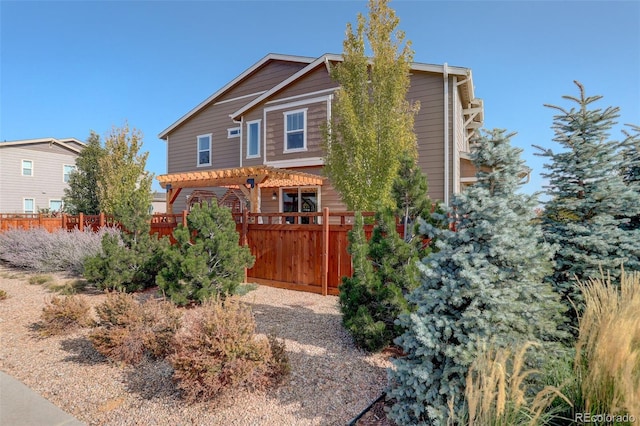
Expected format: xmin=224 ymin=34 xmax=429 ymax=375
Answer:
xmin=157 ymin=166 xmax=325 ymax=214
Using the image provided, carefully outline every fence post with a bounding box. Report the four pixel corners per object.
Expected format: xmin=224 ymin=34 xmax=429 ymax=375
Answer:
xmin=242 ymin=209 xmax=249 ymax=283
xmin=99 ymin=212 xmax=105 ymax=228
xmin=322 ymin=207 xmax=329 ymax=296
xmin=38 ymin=213 xmax=43 ymax=228
xmin=182 ymin=210 xmax=188 ymax=227
xmin=62 ymin=213 xmax=66 ymax=230
xmin=79 ymin=213 xmax=84 ymax=232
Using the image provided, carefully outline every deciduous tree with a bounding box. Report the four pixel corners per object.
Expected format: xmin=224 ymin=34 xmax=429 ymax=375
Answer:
xmin=323 ymin=0 xmax=419 ymax=211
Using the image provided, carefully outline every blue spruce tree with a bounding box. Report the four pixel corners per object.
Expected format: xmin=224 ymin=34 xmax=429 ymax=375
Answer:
xmin=622 ymin=124 xmax=640 ymax=231
xmin=535 ymin=82 xmax=640 ymax=320
xmin=388 ymin=129 xmax=566 ymax=426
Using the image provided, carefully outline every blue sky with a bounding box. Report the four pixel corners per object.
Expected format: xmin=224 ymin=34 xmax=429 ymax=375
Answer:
xmin=2 ymin=1 xmax=639 ymax=195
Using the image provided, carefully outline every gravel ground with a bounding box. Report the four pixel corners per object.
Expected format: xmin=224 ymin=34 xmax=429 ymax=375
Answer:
xmin=0 ymin=266 xmax=392 ymax=426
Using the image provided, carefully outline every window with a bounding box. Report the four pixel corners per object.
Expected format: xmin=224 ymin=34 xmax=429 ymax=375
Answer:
xmin=246 ymin=120 xmax=261 ymax=158
xmin=22 ymin=160 xmax=33 ymax=176
xmin=227 ymin=127 xmax=241 ymax=138
xmin=281 ymin=187 xmax=319 ymax=224
xmin=197 ymin=134 xmax=212 ymax=166
xmin=24 ymin=198 xmax=35 ymax=213
xmin=49 ymin=200 xmax=63 ymax=212
xmin=63 ymin=165 xmax=76 ymax=183
xmin=284 ymin=109 xmax=307 ymax=152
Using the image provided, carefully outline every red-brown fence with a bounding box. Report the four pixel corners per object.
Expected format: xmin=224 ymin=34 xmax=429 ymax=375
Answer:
xmin=0 ymin=209 xmax=401 ymax=296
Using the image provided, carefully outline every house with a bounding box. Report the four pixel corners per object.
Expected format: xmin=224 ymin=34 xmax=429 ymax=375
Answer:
xmin=157 ymin=53 xmax=483 ymax=215
xmin=0 ymin=138 xmax=85 ymax=213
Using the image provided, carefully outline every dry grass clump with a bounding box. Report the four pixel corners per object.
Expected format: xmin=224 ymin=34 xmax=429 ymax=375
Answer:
xmin=169 ymin=297 xmax=290 ymax=403
xmin=29 ymin=274 xmax=54 ymax=285
xmin=575 ymin=269 xmax=640 ymax=420
xmin=39 ymin=295 xmax=93 ymax=336
xmin=454 ymin=342 xmax=569 ymax=426
xmin=0 ymin=289 xmax=7 ymax=300
xmin=89 ymin=292 xmax=181 ymax=365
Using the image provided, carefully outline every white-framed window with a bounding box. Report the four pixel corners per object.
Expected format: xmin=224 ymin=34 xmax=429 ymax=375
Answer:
xmin=49 ymin=200 xmax=63 ymax=212
xmin=22 ymin=160 xmax=33 ymax=176
xmin=24 ymin=198 xmax=35 ymax=213
xmin=227 ymin=127 xmax=241 ymax=138
xmin=63 ymin=164 xmax=76 ymax=183
xmin=284 ymin=109 xmax=307 ymax=152
xmin=197 ymin=134 xmax=212 ymax=166
xmin=246 ymin=120 xmax=261 ymax=158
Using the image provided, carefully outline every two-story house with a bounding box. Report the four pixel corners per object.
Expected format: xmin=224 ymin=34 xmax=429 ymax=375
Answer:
xmin=0 ymin=138 xmax=85 ymax=213
xmin=157 ymin=53 xmax=483 ymax=215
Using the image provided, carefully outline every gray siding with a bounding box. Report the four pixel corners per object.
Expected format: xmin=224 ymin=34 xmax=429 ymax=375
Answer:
xmin=0 ymin=144 xmax=79 ymax=213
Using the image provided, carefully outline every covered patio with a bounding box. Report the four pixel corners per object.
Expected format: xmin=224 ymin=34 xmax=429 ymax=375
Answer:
xmin=157 ymin=166 xmax=325 ymax=214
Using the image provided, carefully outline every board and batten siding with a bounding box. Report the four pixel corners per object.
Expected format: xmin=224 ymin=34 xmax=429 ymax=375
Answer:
xmin=0 ymin=144 xmax=78 ymax=213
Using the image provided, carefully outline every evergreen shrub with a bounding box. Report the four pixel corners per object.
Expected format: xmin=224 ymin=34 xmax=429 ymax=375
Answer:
xmin=83 ymin=232 xmax=169 ymax=292
xmin=157 ymin=203 xmax=254 ymax=305
xmin=169 ymin=297 xmax=289 ymax=402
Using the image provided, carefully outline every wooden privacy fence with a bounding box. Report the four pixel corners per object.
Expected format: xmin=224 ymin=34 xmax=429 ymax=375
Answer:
xmin=0 ymin=209 xmax=403 ymax=296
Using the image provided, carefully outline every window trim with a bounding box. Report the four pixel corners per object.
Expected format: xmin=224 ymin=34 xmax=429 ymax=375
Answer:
xmin=196 ymin=133 xmax=212 ymax=167
xmin=227 ymin=127 xmax=241 ymax=138
xmin=23 ymin=198 xmax=35 ymax=213
xmin=246 ymin=119 xmax=261 ymax=159
xmin=22 ymin=159 xmax=33 ymax=176
xmin=283 ymin=109 xmax=308 ymax=153
xmin=49 ymin=199 xmax=63 ymax=212
xmin=63 ymin=164 xmax=76 ymax=183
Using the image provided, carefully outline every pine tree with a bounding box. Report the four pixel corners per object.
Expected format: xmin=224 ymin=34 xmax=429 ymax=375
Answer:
xmin=157 ymin=202 xmax=255 ymax=306
xmin=392 ymin=151 xmax=433 ymax=241
xmin=388 ymin=129 xmax=566 ymax=425
xmin=622 ymin=124 xmax=640 ymax=230
xmin=322 ymin=0 xmax=419 ymax=211
xmin=535 ymin=82 xmax=640 ymax=319
xmin=339 ymin=210 xmax=421 ymax=351
xmin=63 ymin=131 xmax=105 ymax=215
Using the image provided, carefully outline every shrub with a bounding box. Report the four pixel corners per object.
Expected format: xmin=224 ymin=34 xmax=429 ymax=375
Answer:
xmin=28 ymin=274 xmax=54 ymax=285
xmin=0 ymin=227 xmax=118 ymax=275
xmin=339 ymin=211 xmax=421 ymax=352
xmin=39 ymin=295 xmax=93 ymax=336
xmin=157 ymin=203 xmax=254 ymax=305
xmin=0 ymin=289 xmax=7 ymax=300
xmin=573 ymin=269 xmax=640 ymax=420
xmin=89 ymin=292 xmax=181 ymax=364
xmin=84 ymin=232 xmax=169 ymax=292
xmin=169 ymin=297 xmax=288 ymax=402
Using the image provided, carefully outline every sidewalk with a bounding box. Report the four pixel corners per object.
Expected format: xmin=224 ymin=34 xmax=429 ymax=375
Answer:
xmin=0 ymin=371 xmax=85 ymax=426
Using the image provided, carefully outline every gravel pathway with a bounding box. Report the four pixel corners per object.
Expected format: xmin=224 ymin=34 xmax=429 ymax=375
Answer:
xmin=0 ymin=266 xmax=391 ymax=425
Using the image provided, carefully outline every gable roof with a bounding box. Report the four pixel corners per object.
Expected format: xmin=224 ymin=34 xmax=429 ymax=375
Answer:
xmin=230 ymin=53 xmax=479 ymax=121
xmin=0 ymin=137 xmax=85 ymax=154
xmin=158 ymin=53 xmax=316 ymax=140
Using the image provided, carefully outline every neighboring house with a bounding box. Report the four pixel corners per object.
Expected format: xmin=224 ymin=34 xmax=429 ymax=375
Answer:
xmin=158 ymin=53 xmax=483 ymax=214
xmin=0 ymin=138 xmax=85 ymax=213
xmin=150 ymin=191 xmax=167 ymax=214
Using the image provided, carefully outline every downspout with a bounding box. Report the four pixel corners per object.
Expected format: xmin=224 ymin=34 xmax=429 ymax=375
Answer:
xmin=443 ymin=63 xmax=450 ymax=206
xmin=452 ymin=76 xmax=459 ymax=194
xmin=238 ymin=117 xmax=243 ymax=168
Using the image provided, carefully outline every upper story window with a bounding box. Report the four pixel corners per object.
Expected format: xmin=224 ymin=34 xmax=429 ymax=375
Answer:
xmin=63 ymin=165 xmax=76 ymax=183
xmin=197 ymin=134 xmax=212 ymax=166
xmin=49 ymin=200 xmax=63 ymax=212
xmin=246 ymin=120 xmax=261 ymax=158
xmin=227 ymin=127 xmax=241 ymax=138
xmin=284 ymin=109 xmax=307 ymax=152
xmin=24 ymin=198 xmax=34 ymax=213
xmin=22 ymin=160 xmax=33 ymax=176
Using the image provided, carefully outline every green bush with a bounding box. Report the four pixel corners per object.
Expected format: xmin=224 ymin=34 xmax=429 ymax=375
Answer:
xmin=89 ymin=292 xmax=181 ymax=364
xmin=157 ymin=203 xmax=254 ymax=305
xmin=39 ymin=295 xmax=93 ymax=336
xmin=169 ymin=297 xmax=289 ymax=402
xmin=339 ymin=211 xmax=420 ymax=352
xmin=84 ymin=232 xmax=169 ymax=292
